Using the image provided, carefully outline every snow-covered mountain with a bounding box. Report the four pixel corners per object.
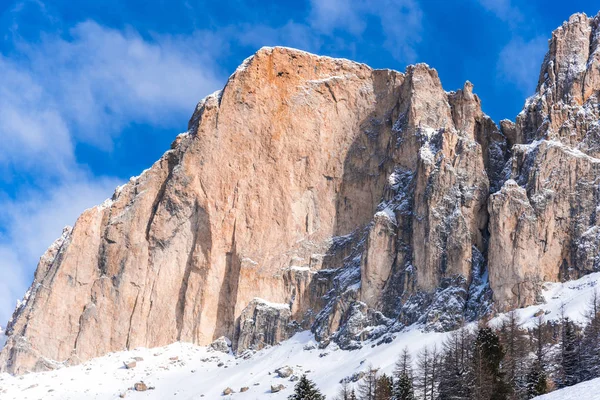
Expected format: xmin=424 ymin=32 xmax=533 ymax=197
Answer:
xmin=2 ymin=270 xmax=598 ymax=399
xmin=4 ymin=8 xmax=600 ymax=400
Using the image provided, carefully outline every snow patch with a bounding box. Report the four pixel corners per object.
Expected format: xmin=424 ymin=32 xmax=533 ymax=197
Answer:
xmin=253 ymin=298 xmax=290 ymax=311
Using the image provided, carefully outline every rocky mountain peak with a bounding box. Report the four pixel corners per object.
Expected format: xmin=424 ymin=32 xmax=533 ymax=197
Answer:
xmin=3 ymin=13 xmax=600 ymax=376
xmin=517 ymin=12 xmax=600 ymax=148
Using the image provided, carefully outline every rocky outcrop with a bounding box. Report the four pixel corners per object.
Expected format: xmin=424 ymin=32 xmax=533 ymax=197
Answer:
xmin=4 ymin=11 xmax=600 ymax=375
xmin=488 ymin=12 xmax=600 ymax=311
xmin=233 ymin=298 xmax=293 ymax=352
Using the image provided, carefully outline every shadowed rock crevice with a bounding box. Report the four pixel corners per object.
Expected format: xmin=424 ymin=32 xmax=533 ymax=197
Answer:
xmin=176 ymin=201 xmax=212 ymax=341
xmin=215 ymin=219 xmax=241 ymax=340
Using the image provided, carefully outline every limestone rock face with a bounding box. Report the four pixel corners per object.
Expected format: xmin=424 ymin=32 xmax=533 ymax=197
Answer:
xmin=4 ymin=12 xmax=600 ymax=375
xmin=0 ymin=47 xmax=407 ymax=373
xmin=488 ymin=12 xmax=600 ymax=311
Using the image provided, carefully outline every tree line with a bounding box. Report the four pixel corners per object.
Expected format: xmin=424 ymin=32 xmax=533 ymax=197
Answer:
xmin=290 ymin=292 xmax=600 ymax=399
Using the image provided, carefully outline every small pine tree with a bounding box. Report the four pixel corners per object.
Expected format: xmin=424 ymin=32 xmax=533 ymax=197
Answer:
xmin=472 ymin=326 xmax=510 ymax=400
xmin=394 ymin=372 xmax=415 ymax=400
xmin=288 ymin=375 xmax=326 ymax=400
xmin=559 ymin=317 xmax=580 ymax=387
xmin=525 ymin=360 xmax=548 ymax=399
xmin=393 ymin=347 xmax=415 ymax=400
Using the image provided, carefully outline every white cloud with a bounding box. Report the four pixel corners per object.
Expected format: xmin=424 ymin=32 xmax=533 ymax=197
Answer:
xmin=0 ymin=20 xmax=226 ymax=325
xmin=309 ymin=0 xmax=423 ymax=63
xmin=10 ymin=21 xmax=224 ymax=151
xmin=309 ymin=0 xmax=367 ymax=35
xmin=376 ymin=0 xmax=423 ymax=63
xmin=477 ymin=0 xmax=523 ymax=24
xmin=497 ymin=36 xmax=547 ymax=94
xmin=0 ymin=56 xmax=74 ymax=176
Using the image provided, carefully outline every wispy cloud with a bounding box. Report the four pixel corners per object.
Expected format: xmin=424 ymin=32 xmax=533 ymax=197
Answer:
xmin=497 ymin=36 xmax=547 ymax=95
xmin=0 ymin=18 xmax=226 ymax=324
xmin=475 ymin=0 xmax=547 ymax=96
xmin=309 ymin=0 xmax=368 ymax=35
xmin=10 ymin=21 xmax=225 ymax=151
xmin=309 ymin=0 xmax=423 ymax=63
xmin=477 ymin=0 xmax=523 ymax=25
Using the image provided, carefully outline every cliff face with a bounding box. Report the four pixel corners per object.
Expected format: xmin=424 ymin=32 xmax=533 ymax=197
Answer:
xmin=3 ymin=12 xmax=600 ymax=375
xmin=489 ymin=13 xmax=600 ymax=311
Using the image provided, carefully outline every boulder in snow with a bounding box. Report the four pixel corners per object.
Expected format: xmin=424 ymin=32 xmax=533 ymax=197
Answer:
xmin=271 ymin=384 xmax=285 ymax=393
xmin=276 ymin=366 xmax=294 ymax=378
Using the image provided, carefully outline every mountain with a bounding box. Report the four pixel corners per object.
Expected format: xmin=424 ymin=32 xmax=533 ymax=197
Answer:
xmin=2 ymin=11 xmax=600 ymax=378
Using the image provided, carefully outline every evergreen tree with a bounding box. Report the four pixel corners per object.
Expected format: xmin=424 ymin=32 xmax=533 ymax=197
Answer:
xmin=393 ymin=347 xmax=415 ymax=400
xmin=559 ymin=317 xmax=580 ymax=387
xmin=394 ymin=372 xmax=415 ymax=400
xmin=580 ymin=290 xmax=600 ymax=381
xmin=349 ymin=390 xmax=358 ymax=400
xmin=288 ymin=375 xmax=326 ymax=400
xmin=524 ymin=315 xmax=550 ymax=399
xmin=525 ymin=359 xmax=548 ymax=399
xmin=374 ymin=374 xmax=393 ymax=400
xmin=472 ymin=325 xmax=511 ymax=400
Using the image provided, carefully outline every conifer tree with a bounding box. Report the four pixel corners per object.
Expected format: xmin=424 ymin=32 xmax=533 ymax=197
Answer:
xmin=580 ymin=290 xmax=600 ymax=381
xmin=472 ymin=325 xmax=510 ymax=400
xmin=559 ymin=317 xmax=580 ymax=387
xmin=394 ymin=372 xmax=415 ymax=400
xmin=525 ymin=359 xmax=548 ymax=399
xmin=288 ymin=375 xmax=326 ymax=400
xmin=393 ymin=347 xmax=415 ymax=400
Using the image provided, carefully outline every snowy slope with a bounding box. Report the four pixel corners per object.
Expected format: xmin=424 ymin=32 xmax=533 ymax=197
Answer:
xmin=0 ymin=330 xmax=446 ymax=400
xmin=1 ymin=272 xmax=599 ymax=399
xmin=534 ymin=377 xmax=600 ymax=399
xmin=491 ymin=272 xmax=600 ymax=328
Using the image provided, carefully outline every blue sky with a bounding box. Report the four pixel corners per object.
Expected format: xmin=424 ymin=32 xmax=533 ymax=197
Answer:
xmin=0 ymin=0 xmax=598 ymax=325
